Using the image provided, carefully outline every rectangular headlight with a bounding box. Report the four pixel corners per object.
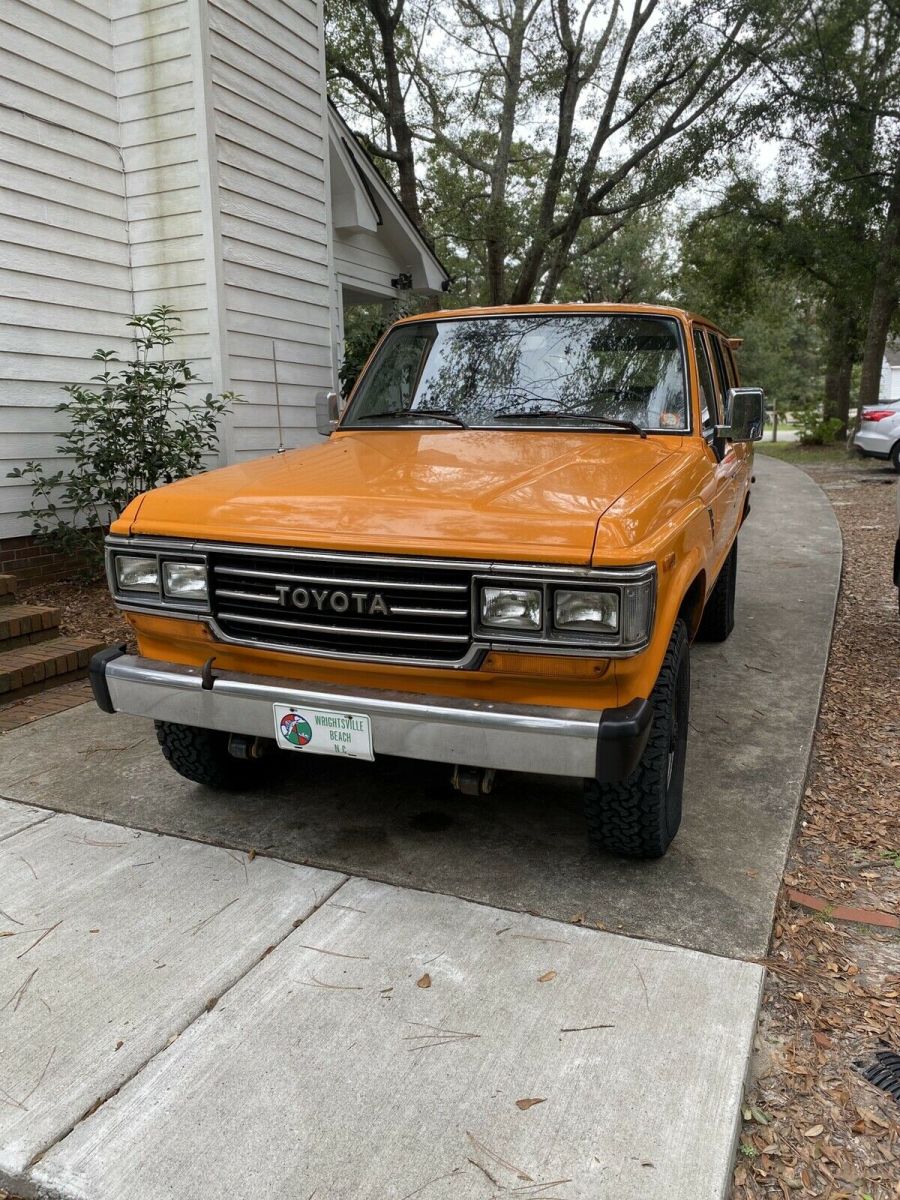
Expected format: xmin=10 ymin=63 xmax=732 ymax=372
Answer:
xmin=481 ymin=586 xmax=542 ymax=630
xmin=162 ymin=561 xmax=208 ymax=601
xmin=553 ymin=589 xmax=618 ymax=633
xmin=115 ymin=555 xmax=159 ymax=593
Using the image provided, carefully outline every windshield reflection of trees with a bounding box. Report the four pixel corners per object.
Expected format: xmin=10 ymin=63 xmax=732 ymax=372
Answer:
xmin=355 ymin=317 xmax=686 ymax=430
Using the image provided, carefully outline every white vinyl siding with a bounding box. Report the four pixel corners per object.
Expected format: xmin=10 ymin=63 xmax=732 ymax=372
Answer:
xmin=335 ymin=229 xmax=404 ymax=299
xmin=209 ymin=0 xmax=332 ymax=459
xmin=111 ymin=0 xmax=213 ymax=397
xmin=0 ymin=0 xmax=130 ymax=538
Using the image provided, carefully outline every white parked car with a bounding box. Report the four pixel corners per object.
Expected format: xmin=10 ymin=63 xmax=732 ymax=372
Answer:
xmin=853 ymin=400 xmax=900 ymax=472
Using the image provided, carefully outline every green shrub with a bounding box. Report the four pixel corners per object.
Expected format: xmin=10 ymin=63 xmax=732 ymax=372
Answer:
xmin=795 ymin=403 xmax=843 ymax=446
xmin=338 ymin=306 xmax=393 ymax=399
xmin=8 ymin=306 xmax=238 ymax=570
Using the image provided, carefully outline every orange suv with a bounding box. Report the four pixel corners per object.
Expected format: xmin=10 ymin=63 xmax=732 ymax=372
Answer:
xmin=91 ymin=304 xmax=764 ymax=858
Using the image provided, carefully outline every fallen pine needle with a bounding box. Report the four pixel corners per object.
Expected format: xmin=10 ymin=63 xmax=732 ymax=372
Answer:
xmin=298 ymin=975 xmax=363 ymax=991
xmin=16 ymin=920 xmax=62 ymax=960
xmin=466 ymin=1131 xmax=532 ymax=1182
xmin=187 ymin=897 xmax=239 ymax=937
xmin=296 ymin=944 xmax=369 ymax=960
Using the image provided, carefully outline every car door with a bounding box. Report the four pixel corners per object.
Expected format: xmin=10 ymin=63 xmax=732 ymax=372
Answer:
xmin=692 ymin=328 xmax=733 ymax=568
xmin=707 ymin=330 xmax=748 ymax=546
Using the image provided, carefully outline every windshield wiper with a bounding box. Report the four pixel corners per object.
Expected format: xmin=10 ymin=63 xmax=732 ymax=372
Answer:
xmin=356 ymin=408 xmax=468 ymax=428
xmin=494 ymin=408 xmax=647 ymax=438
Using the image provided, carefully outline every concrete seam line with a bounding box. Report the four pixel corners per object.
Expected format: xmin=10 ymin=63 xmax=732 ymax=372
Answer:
xmin=18 ymin=870 xmax=350 ymax=1184
xmin=0 ymin=809 xmax=56 ymax=845
xmin=716 ymin=963 xmax=767 ymax=1200
xmin=0 ymin=796 xmax=310 ymax=882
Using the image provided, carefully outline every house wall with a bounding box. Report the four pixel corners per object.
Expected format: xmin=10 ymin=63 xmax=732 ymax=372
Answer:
xmin=208 ymin=0 xmax=333 ymax=458
xmin=111 ymin=0 xmax=213 ymax=378
xmin=334 ymin=229 xmax=404 ymax=302
xmin=0 ymin=0 xmax=218 ymax=542
xmin=878 ymin=360 xmax=900 ymax=402
xmin=0 ymin=0 xmax=441 ymax=552
xmin=0 ymin=0 xmax=131 ymax=540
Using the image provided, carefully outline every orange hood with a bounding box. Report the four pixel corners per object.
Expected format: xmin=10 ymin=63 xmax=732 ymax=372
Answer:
xmin=123 ymin=430 xmax=675 ymax=565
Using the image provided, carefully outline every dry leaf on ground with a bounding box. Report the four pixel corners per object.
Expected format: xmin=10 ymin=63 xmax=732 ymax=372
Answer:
xmin=731 ymin=457 xmax=900 ymax=1200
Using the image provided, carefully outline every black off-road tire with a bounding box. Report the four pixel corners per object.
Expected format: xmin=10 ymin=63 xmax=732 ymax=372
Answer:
xmin=155 ymin=721 xmax=261 ymax=789
xmin=698 ymin=537 xmax=737 ymax=642
xmin=584 ymin=619 xmax=690 ymax=859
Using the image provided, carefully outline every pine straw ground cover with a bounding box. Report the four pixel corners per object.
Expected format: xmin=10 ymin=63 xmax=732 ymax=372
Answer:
xmin=18 ymin=577 xmax=132 ymax=649
xmin=732 ymin=453 xmax=900 ymax=1200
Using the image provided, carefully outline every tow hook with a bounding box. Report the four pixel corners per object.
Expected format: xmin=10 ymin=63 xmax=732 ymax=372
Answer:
xmin=451 ymin=765 xmax=496 ymax=796
xmin=227 ymin=733 xmax=269 ymax=760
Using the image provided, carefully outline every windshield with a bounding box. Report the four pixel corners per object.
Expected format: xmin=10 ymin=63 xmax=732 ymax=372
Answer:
xmin=343 ymin=314 xmax=688 ymax=432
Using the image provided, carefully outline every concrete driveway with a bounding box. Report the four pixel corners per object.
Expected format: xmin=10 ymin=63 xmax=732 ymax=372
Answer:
xmin=0 ymin=454 xmax=841 ymax=961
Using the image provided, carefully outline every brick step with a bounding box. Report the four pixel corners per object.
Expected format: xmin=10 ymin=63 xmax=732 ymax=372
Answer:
xmin=0 ymin=603 xmax=61 ymax=649
xmin=0 ymin=636 xmax=104 ymax=702
xmin=0 ymin=574 xmax=16 ymax=606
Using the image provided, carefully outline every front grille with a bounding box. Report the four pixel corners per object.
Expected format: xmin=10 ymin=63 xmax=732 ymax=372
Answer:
xmin=208 ymin=549 xmax=477 ymax=664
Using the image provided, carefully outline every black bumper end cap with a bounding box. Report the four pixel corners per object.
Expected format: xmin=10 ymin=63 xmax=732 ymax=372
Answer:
xmin=89 ymin=644 xmax=127 ymax=714
xmin=595 ymin=697 xmax=653 ymax=783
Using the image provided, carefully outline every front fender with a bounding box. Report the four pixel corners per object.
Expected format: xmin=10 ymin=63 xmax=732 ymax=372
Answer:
xmin=613 ymin=508 xmax=710 ymax=706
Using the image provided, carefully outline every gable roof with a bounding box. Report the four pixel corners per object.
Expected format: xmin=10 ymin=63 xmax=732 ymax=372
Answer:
xmin=326 ymin=100 xmax=449 ymax=294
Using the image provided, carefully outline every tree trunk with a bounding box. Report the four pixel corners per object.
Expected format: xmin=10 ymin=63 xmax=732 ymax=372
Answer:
xmin=372 ymin=1 xmax=424 ymax=231
xmin=855 ymin=160 xmax=900 ymax=422
xmin=483 ymin=0 xmax=529 ymax=305
xmin=821 ymin=299 xmax=858 ymax=430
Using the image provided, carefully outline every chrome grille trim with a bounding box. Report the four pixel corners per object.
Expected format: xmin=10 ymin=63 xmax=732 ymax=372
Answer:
xmin=212 ymin=565 xmax=469 ymax=593
xmin=215 ymin=611 xmax=471 ymax=643
xmin=390 ymin=606 xmax=467 ymax=618
xmin=215 ymin=589 xmax=282 ymax=604
xmin=207 ymin=546 xmax=480 ymax=665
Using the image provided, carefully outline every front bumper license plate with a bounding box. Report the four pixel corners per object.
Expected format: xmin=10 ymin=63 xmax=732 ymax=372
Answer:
xmin=273 ymin=703 xmax=374 ymax=760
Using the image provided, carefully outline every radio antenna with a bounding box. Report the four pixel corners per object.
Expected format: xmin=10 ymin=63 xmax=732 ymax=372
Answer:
xmin=271 ymin=340 xmax=285 ymax=454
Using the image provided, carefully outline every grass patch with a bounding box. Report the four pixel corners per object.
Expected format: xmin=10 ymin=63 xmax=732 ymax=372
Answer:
xmin=755 ymin=440 xmax=849 ymax=464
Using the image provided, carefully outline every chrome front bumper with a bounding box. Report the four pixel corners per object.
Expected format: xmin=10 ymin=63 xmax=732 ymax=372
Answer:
xmin=91 ymin=650 xmax=651 ymax=781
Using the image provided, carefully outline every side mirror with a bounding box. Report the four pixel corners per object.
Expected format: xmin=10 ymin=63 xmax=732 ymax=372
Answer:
xmin=315 ymin=390 xmax=342 ymax=436
xmin=717 ymin=387 xmax=765 ymax=443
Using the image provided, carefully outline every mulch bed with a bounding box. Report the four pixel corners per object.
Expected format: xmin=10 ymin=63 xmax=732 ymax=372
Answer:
xmin=0 ymin=580 xmax=132 ymax=730
xmin=18 ymin=578 xmax=132 ymax=650
xmin=732 ymin=457 xmax=900 ymax=1199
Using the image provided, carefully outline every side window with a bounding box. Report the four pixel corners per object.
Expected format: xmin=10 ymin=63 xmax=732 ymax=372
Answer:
xmin=353 ymin=330 xmax=432 ymax=417
xmin=716 ymin=336 xmax=739 ymax=388
xmin=706 ymin=332 xmax=729 ymax=420
xmin=693 ymin=331 xmax=720 ymax=435
xmin=709 ymin=335 xmax=732 ymax=407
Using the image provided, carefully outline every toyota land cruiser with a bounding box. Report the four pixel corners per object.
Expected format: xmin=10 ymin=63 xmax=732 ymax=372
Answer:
xmin=90 ymin=304 xmax=764 ymax=858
